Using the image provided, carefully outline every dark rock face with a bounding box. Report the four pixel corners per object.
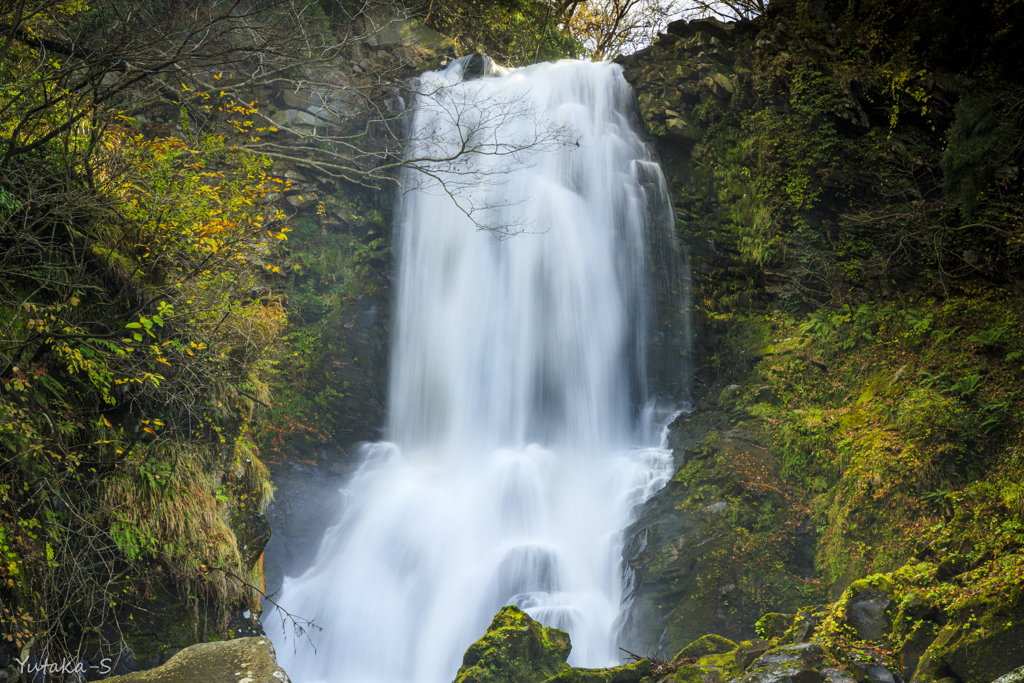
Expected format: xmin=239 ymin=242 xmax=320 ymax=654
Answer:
xmin=918 ymin=616 xmax=1024 ymax=683
xmin=618 ymin=410 xmax=823 ymax=657
xmin=453 ymin=606 xmax=571 ymax=683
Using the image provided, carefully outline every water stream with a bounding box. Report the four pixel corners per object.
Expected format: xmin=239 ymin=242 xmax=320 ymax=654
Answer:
xmin=266 ymin=57 xmax=683 ymax=683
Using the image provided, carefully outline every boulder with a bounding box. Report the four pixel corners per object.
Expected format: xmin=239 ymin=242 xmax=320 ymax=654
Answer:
xmin=992 ymin=667 xmax=1024 ymax=683
xmin=740 ymin=660 xmax=822 ymax=683
xmin=541 ymin=660 xmax=652 ymax=683
xmin=756 ymin=614 xmax=795 ymax=640
xmin=863 ymin=664 xmax=897 ymax=683
xmin=735 ymin=640 xmax=773 ymax=670
xmin=821 ymin=668 xmax=857 ymax=683
xmin=843 ymin=579 xmax=896 ymax=641
xmin=453 ymin=606 xmax=571 ymax=683
xmin=102 ymin=637 xmax=289 ymax=683
xmin=738 ymin=643 xmax=826 ymax=683
xmin=757 ymin=644 xmax=825 ymax=669
xmin=674 ymin=634 xmax=738 ymax=661
xmin=915 ymin=614 xmax=1024 ymax=683
xmin=899 ymin=621 xmax=940 ymax=681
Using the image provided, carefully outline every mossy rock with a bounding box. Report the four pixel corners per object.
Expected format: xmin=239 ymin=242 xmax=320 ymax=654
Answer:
xmin=918 ymin=614 xmax=1024 ymax=683
xmin=541 ymin=659 xmax=652 ymax=683
xmin=619 ymin=418 xmax=822 ymax=658
xmin=673 ymin=634 xmax=738 ymax=661
xmin=841 ymin=577 xmax=897 ymax=641
xmin=454 ymin=606 xmax=571 ymax=683
xmin=103 ymin=637 xmax=289 ymax=683
xmin=673 ymin=662 xmax=733 ymax=683
xmin=756 ymin=614 xmax=795 ymax=640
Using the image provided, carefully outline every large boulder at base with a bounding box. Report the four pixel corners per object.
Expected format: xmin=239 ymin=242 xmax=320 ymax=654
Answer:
xmin=542 ymin=660 xmax=652 ymax=683
xmin=103 ymin=637 xmax=289 ymax=683
xmin=453 ymin=606 xmax=571 ymax=683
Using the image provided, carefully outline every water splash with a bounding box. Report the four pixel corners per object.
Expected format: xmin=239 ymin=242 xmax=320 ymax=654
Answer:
xmin=267 ymin=57 xmax=683 ymax=683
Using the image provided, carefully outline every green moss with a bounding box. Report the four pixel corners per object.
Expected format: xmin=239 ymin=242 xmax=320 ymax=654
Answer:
xmin=454 ymin=606 xmax=571 ymax=683
xmin=673 ymin=634 xmax=737 ymax=661
xmin=541 ymin=660 xmax=651 ymax=683
xmin=755 ymin=613 xmax=794 ymax=640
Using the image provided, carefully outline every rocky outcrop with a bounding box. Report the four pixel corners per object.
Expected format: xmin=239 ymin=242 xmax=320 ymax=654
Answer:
xmin=453 ymin=606 xmax=571 ymax=683
xmin=618 ymin=408 xmax=822 ymax=657
xmin=102 ymin=638 xmax=289 ymax=683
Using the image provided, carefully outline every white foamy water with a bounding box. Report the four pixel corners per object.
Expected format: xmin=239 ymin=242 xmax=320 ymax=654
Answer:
xmin=266 ymin=57 xmax=681 ymax=683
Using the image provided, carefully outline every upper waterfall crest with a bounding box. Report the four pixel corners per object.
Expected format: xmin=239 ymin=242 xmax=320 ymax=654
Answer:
xmin=388 ymin=58 xmax=662 ymax=453
xmin=266 ymin=58 xmax=684 ymax=683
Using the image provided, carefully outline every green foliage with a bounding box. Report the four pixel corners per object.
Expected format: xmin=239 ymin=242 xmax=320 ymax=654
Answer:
xmin=942 ymin=89 xmax=1023 ymax=218
xmin=426 ymin=0 xmax=580 ymax=65
xmin=0 ymin=65 xmax=283 ymax=653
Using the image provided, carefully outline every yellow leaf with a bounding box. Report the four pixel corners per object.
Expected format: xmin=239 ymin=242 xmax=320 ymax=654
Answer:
xmin=102 ymin=416 xmax=112 ymax=427
xmin=143 ymin=427 xmax=157 ymax=436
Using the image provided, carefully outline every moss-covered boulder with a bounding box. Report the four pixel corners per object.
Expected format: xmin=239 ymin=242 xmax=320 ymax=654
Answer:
xmin=103 ymin=637 xmax=289 ymax=683
xmin=453 ymin=606 xmax=571 ymax=683
xmin=913 ymin=613 xmax=1024 ymax=683
xmin=541 ymin=660 xmax=652 ymax=683
xmin=673 ymin=634 xmax=738 ymax=661
xmin=756 ymin=614 xmax=795 ymax=641
xmin=738 ymin=643 xmax=826 ymax=683
xmin=841 ymin=577 xmax=896 ymax=641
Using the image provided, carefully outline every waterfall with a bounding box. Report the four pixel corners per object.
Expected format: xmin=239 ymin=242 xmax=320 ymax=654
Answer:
xmin=266 ymin=57 xmax=683 ymax=683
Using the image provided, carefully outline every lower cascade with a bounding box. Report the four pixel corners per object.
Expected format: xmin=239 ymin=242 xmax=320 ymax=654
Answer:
xmin=267 ymin=57 xmax=684 ymax=683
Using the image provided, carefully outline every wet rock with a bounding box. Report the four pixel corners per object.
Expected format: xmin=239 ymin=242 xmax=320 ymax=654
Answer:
xmin=756 ymin=613 xmax=795 ymax=640
xmin=822 ymin=668 xmax=857 ymax=683
xmin=788 ymin=609 xmax=819 ymax=644
xmin=453 ymin=606 xmax=570 ymax=683
xmin=619 ymin=417 xmax=821 ymax=657
xmin=843 ymin=579 xmax=895 ymax=641
xmin=757 ymin=643 xmax=825 ymax=669
xmin=542 ymin=660 xmax=651 ymax=683
xmin=740 ymin=658 xmax=822 ymax=683
xmin=899 ymin=621 xmax=940 ymax=681
xmin=734 ymin=640 xmax=773 ymax=670
xmin=737 ymin=644 xmax=826 ymax=683
xmin=102 ymin=637 xmax=289 ymax=683
xmin=915 ymin=613 xmax=1024 ymax=683
xmin=992 ymin=667 xmax=1024 ymax=683
xmin=863 ymin=665 xmax=897 ymax=683
xmin=674 ymin=634 xmax=738 ymax=661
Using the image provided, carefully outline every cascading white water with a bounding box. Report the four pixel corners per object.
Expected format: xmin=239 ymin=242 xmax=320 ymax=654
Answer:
xmin=266 ymin=57 xmax=681 ymax=683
